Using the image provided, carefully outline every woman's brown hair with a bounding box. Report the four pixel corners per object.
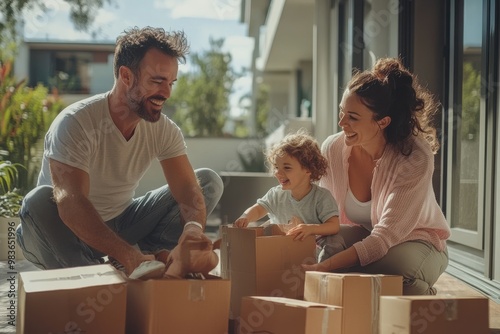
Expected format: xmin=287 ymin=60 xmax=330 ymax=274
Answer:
xmin=348 ymin=58 xmax=440 ymax=155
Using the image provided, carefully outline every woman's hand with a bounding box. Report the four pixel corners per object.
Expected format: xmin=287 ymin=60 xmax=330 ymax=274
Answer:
xmin=301 ymin=261 xmax=330 ymax=272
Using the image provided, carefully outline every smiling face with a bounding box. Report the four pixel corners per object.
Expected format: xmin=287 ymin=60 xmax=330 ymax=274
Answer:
xmin=125 ymin=48 xmax=178 ymax=122
xmin=338 ymin=89 xmax=389 ymax=148
xmin=273 ymin=153 xmax=312 ymax=199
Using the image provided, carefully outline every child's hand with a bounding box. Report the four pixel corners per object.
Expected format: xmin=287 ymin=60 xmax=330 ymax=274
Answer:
xmin=286 ymin=224 xmax=316 ymax=241
xmin=234 ymin=215 xmax=250 ymax=228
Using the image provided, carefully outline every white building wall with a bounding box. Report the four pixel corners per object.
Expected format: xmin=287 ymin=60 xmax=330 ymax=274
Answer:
xmin=89 ymin=54 xmax=114 ymax=94
xmin=135 ymin=137 xmax=264 ymax=196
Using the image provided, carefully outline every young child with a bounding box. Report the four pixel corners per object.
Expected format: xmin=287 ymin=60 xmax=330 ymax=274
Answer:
xmin=234 ymin=130 xmax=340 ymax=243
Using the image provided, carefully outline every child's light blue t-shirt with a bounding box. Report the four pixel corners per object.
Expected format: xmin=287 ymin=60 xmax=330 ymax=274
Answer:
xmin=257 ymin=184 xmax=339 ymax=225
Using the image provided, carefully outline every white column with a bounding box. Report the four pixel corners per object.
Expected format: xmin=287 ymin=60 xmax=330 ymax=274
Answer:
xmin=312 ymin=0 xmax=333 ymax=144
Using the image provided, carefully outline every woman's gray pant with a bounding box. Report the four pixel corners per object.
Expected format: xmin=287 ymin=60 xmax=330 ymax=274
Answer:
xmin=317 ymin=224 xmax=449 ymax=295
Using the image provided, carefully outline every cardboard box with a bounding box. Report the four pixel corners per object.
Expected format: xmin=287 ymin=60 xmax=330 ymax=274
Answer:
xmin=220 ymin=224 xmax=316 ymax=319
xmin=304 ymin=271 xmax=402 ymax=334
xmin=379 ymin=295 xmax=490 ymax=334
xmin=239 ymin=296 xmax=342 ymax=334
xmin=17 ymin=264 xmax=127 ymax=334
xmin=126 ymin=275 xmax=231 ymax=334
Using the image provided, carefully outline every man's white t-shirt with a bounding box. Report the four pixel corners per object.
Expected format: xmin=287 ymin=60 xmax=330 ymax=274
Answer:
xmin=37 ymin=92 xmax=186 ymax=221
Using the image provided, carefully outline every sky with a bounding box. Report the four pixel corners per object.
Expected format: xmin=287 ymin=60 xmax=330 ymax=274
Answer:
xmin=21 ymin=0 xmax=254 ymax=115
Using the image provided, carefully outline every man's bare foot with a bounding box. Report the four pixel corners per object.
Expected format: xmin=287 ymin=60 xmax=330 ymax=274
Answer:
xmin=154 ymin=249 xmax=171 ymax=264
xmin=164 ymin=239 xmax=219 ymax=278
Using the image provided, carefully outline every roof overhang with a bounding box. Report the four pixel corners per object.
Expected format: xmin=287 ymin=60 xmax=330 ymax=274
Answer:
xmin=257 ymin=0 xmax=314 ymax=72
xmin=25 ymin=40 xmax=115 ymax=52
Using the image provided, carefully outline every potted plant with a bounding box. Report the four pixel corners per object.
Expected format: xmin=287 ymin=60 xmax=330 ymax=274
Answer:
xmin=0 ymin=160 xmax=25 ymax=260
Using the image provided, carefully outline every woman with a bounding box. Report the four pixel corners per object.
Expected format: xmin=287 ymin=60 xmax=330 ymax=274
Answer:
xmin=304 ymin=58 xmax=451 ymax=295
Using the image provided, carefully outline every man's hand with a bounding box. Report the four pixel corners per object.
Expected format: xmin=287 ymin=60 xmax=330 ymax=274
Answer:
xmin=120 ymin=248 xmax=155 ymax=275
xmin=180 ymin=223 xmax=212 ymax=246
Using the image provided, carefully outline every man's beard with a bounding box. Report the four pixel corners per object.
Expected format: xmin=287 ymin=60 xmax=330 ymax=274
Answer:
xmin=127 ymin=85 xmax=162 ymax=123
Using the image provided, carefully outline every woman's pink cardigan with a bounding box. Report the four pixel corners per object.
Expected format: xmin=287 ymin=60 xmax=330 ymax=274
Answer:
xmin=320 ymin=132 xmax=451 ymax=266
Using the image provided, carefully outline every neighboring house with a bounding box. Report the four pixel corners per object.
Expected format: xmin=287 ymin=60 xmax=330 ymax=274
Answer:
xmin=15 ymin=39 xmax=115 ymax=105
xmin=241 ymin=0 xmax=500 ymax=301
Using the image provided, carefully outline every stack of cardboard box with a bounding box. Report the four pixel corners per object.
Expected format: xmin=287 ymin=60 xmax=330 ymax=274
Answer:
xmin=221 ymin=225 xmax=405 ymax=333
xmin=16 ymin=224 xmax=491 ymax=333
xmin=17 ymin=264 xmax=232 ymax=334
xmin=221 ymin=224 xmax=490 ymax=334
xmin=219 ymin=224 xmax=316 ymax=320
xmin=303 ymin=272 xmax=402 ymax=334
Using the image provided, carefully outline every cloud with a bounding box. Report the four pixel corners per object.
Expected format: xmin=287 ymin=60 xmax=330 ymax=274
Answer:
xmin=22 ymin=0 xmax=70 ymax=38
xmin=153 ymin=0 xmax=241 ymax=20
xmin=22 ymin=0 xmax=119 ymax=40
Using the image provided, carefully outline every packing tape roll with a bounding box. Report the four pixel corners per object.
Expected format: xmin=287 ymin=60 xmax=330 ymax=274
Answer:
xmin=321 ymin=307 xmax=329 ymax=334
xmin=221 ymin=227 xmax=231 ymax=278
xmin=320 ymin=275 xmax=329 ymax=304
xmin=188 ymin=280 xmax=206 ymax=302
xmin=370 ymin=276 xmax=382 ymax=334
xmin=444 ymin=299 xmax=458 ymax=321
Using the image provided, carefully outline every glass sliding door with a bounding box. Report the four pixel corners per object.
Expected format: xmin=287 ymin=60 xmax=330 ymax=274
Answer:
xmin=362 ymin=0 xmax=399 ymax=68
xmin=446 ymin=0 xmax=485 ymax=250
xmin=444 ymin=0 xmax=500 ymax=300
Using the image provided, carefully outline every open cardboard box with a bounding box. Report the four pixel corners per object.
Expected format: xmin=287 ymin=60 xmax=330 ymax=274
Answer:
xmin=239 ymin=296 xmax=342 ymax=334
xmin=304 ymin=271 xmax=402 ymax=334
xmin=17 ymin=264 xmax=127 ymax=334
xmin=126 ymin=274 xmax=231 ymax=334
xmin=379 ymin=295 xmax=490 ymax=334
xmin=220 ymin=224 xmax=316 ymax=320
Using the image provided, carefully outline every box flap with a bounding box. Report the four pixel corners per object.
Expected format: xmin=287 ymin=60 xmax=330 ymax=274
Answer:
xmin=221 ymin=226 xmax=259 ymax=274
xmin=240 ymin=296 xmax=342 ymax=334
xmin=20 ymin=264 xmax=125 ymax=293
xmin=256 ymin=235 xmax=315 ymax=272
xmin=252 ymin=296 xmax=340 ymax=309
xmin=19 ymin=265 xmax=127 ymax=334
xmin=382 ymin=295 xmax=488 ymax=301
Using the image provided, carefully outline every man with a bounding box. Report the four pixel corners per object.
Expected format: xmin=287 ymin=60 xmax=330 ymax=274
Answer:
xmin=16 ymin=26 xmax=223 ymax=276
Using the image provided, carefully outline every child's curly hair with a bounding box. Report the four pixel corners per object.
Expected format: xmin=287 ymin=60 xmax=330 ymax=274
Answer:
xmin=266 ymin=130 xmax=328 ymax=182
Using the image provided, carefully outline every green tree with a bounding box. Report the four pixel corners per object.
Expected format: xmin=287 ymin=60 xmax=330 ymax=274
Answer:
xmin=0 ymin=45 xmax=64 ymax=192
xmin=169 ymin=38 xmax=236 ymax=137
xmin=0 ymin=0 xmax=105 ymax=192
xmin=461 ymin=62 xmax=480 ymax=140
xmin=234 ymin=83 xmax=271 ymax=138
xmin=255 ymin=83 xmax=271 ymax=138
